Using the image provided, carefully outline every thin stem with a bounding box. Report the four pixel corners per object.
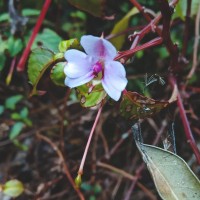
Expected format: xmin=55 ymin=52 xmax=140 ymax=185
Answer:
xmin=78 ymin=104 xmax=103 ymax=175
xmin=187 ymin=2 xmax=200 ymax=79
xmin=6 ymin=56 xmax=16 ymax=85
xmin=17 ymin=0 xmax=52 ymax=71
xmin=169 ymin=77 xmax=200 ymax=164
xmin=37 ymin=132 xmax=85 ymax=200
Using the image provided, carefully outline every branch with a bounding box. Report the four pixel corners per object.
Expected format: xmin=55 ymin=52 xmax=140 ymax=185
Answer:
xmin=169 ymin=77 xmax=200 ymax=164
xmin=36 ymin=133 xmax=85 ymax=200
xmin=17 ymin=0 xmax=52 ymax=71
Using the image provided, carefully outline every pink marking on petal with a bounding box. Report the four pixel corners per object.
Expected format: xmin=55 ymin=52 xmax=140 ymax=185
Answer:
xmin=81 ymin=35 xmax=117 ymax=60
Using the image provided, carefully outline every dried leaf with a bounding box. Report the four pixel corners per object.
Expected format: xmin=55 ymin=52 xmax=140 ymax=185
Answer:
xmin=120 ymin=91 xmax=169 ymax=120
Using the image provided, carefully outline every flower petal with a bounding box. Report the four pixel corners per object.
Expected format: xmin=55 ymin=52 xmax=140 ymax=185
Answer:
xmin=104 ymin=61 xmax=128 ymax=91
xmin=102 ymin=77 xmax=121 ymax=101
xmin=64 ymin=49 xmax=96 ymax=78
xmin=81 ymin=35 xmax=117 ymax=60
xmin=65 ymin=71 xmax=94 ymax=88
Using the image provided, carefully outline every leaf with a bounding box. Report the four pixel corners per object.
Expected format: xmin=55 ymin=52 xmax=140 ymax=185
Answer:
xmin=0 ymin=105 xmax=4 ymax=115
xmin=68 ymin=0 xmax=106 ymax=18
xmin=120 ymin=91 xmax=169 ymax=120
xmin=9 ymin=122 xmax=24 ymax=140
xmin=3 ymin=179 xmax=24 ymax=198
xmin=7 ymin=36 xmax=23 ymax=57
xmin=76 ymin=81 xmax=107 ymax=107
xmin=110 ymin=7 xmax=139 ymax=50
xmin=0 ymin=9 xmax=39 ymax=23
xmin=50 ymin=62 xmax=66 ymax=86
xmin=173 ymin=0 xmax=200 ymax=20
xmin=135 ymin=141 xmax=200 ymax=200
xmin=32 ymin=28 xmax=62 ymax=52
xmin=5 ymin=95 xmax=23 ymax=110
xmin=58 ymin=38 xmax=80 ymax=53
xmin=27 ymin=47 xmax=55 ymax=96
xmin=22 ymin=9 xmax=40 ymax=16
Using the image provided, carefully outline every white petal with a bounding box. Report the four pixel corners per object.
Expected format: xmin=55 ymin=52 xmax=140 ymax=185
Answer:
xmin=104 ymin=61 xmax=128 ymax=91
xmin=64 ymin=49 xmax=97 ymax=78
xmin=81 ymin=35 xmax=117 ymax=60
xmin=65 ymin=72 xmax=94 ymax=88
xmin=102 ymin=77 xmax=121 ymax=101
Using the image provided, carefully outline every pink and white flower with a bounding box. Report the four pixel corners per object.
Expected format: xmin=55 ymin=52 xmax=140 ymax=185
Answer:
xmin=64 ymin=35 xmax=128 ymax=101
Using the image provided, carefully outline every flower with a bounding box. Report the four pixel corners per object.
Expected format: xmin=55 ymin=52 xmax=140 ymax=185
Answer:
xmin=64 ymin=35 xmax=128 ymax=101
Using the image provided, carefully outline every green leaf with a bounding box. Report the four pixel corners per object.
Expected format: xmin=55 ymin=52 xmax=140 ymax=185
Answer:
xmin=120 ymin=91 xmax=169 ymax=120
xmin=20 ymin=107 xmax=29 ymax=118
xmin=0 ymin=105 xmax=4 ymax=115
xmin=50 ymin=62 xmax=66 ymax=86
xmin=0 ymin=9 xmax=39 ymax=23
xmin=0 ymin=13 xmax=9 ymax=22
xmin=3 ymin=179 xmax=24 ymax=198
xmin=110 ymin=7 xmax=139 ymax=50
xmin=32 ymin=28 xmax=62 ymax=52
xmin=7 ymin=36 xmax=23 ymax=57
xmin=68 ymin=0 xmax=106 ymax=18
xmin=93 ymin=184 xmax=102 ymax=194
xmin=81 ymin=182 xmax=93 ymax=192
xmin=11 ymin=113 xmax=22 ymax=120
xmin=0 ymin=53 xmax=6 ymax=71
xmin=22 ymin=9 xmax=40 ymax=16
xmin=173 ymin=0 xmax=200 ymax=20
xmin=135 ymin=141 xmax=200 ymax=200
xmin=9 ymin=122 xmax=24 ymax=140
xmin=27 ymin=47 xmax=55 ymax=96
xmin=12 ymin=139 xmax=29 ymax=151
xmin=76 ymin=81 xmax=107 ymax=107
xmin=0 ymin=36 xmax=8 ymax=70
xmin=5 ymin=95 xmax=23 ymax=110
xmin=58 ymin=38 xmax=80 ymax=53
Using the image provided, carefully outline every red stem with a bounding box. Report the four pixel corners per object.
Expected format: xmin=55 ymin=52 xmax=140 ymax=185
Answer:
xmin=114 ymin=37 xmax=163 ymax=61
xmin=17 ymin=0 xmax=52 ymax=71
xmin=78 ymin=104 xmax=103 ymax=175
xmin=170 ymin=77 xmax=200 ymax=164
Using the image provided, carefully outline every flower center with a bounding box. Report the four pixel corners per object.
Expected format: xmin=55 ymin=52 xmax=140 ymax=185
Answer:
xmin=92 ymin=61 xmax=104 ymax=79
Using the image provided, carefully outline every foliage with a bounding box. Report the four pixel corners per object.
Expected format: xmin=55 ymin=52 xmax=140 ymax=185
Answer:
xmin=0 ymin=0 xmax=200 ymax=199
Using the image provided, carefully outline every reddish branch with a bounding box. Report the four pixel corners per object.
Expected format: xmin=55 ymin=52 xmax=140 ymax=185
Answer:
xmin=130 ymin=0 xmax=200 ymax=163
xmin=17 ymin=0 xmax=52 ymax=71
xmin=182 ymin=0 xmax=192 ymax=56
xmin=169 ymin=77 xmax=200 ymax=164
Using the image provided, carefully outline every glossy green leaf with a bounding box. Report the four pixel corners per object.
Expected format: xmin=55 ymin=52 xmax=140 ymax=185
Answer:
xmin=5 ymin=95 xmax=23 ymax=110
xmin=76 ymin=81 xmax=107 ymax=107
xmin=32 ymin=28 xmax=62 ymax=52
xmin=135 ymin=141 xmax=200 ymax=200
xmin=9 ymin=122 xmax=24 ymax=140
xmin=27 ymin=47 xmax=55 ymax=96
xmin=120 ymin=91 xmax=169 ymax=120
xmin=68 ymin=0 xmax=105 ymax=18
xmin=3 ymin=179 xmax=24 ymax=198
xmin=58 ymin=38 xmax=80 ymax=53
xmin=50 ymin=62 xmax=66 ymax=86
xmin=110 ymin=7 xmax=139 ymax=50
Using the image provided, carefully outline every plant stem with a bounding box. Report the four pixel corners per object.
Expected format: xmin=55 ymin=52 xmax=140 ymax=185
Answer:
xmin=17 ymin=0 xmax=52 ymax=71
xmin=78 ymin=104 xmax=103 ymax=176
xmin=37 ymin=132 xmax=85 ymax=200
xmin=169 ymin=77 xmax=200 ymax=164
